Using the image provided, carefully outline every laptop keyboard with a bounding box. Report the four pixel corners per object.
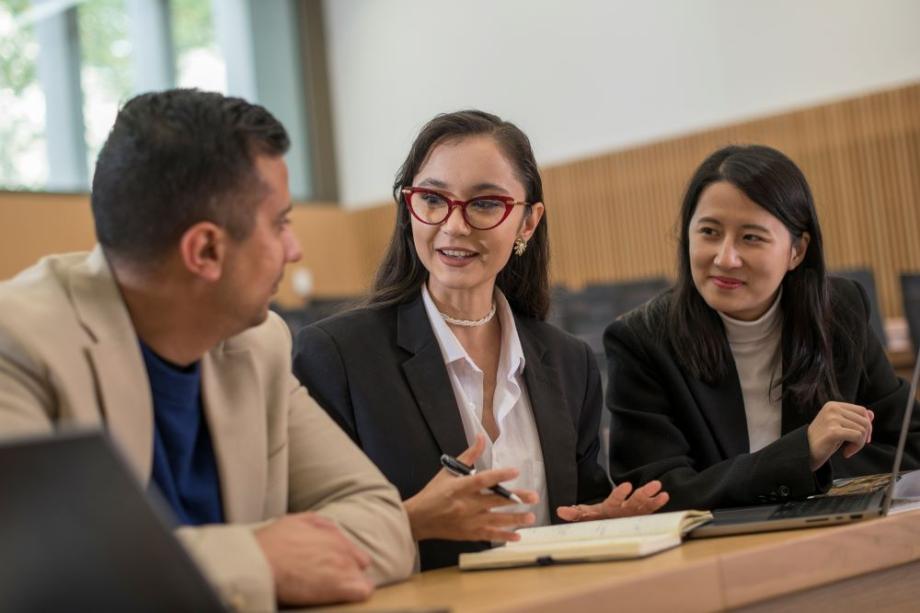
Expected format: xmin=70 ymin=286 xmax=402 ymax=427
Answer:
xmin=769 ymin=493 xmax=876 ymax=520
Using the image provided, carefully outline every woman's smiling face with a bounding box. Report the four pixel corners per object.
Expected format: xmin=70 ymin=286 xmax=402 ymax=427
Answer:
xmin=689 ymin=180 xmax=808 ymax=320
xmin=409 ymin=135 xmax=543 ymax=300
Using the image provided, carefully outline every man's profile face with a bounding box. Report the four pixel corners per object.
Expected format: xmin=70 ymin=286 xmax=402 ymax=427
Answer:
xmin=220 ymin=154 xmax=302 ymax=331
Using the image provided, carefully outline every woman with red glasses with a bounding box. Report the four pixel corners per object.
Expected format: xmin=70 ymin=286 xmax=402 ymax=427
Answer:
xmin=292 ymin=110 xmax=668 ymax=571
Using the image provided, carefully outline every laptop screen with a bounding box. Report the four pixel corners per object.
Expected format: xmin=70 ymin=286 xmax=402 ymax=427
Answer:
xmin=0 ymin=430 xmax=226 ymax=612
xmin=882 ymin=345 xmax=920 ymax=514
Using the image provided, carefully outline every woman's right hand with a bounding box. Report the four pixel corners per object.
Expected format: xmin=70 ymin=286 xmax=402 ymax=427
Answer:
xmin=806 ymin=401 xmax=874 ymax=471
xmin=403 ymin=434 xmax=539 ymax=542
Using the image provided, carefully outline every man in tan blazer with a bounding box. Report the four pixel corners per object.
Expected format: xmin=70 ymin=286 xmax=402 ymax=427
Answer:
xmin=0 ymin=90 xmax=414 ymax=611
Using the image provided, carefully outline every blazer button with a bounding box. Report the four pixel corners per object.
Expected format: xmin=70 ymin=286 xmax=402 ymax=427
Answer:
xmin=778 ymin=485 xmax=790 ymax=497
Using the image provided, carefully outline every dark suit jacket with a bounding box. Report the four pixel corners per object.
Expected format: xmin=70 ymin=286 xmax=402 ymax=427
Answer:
xmin=292 ymin=294 xmax=612 ymax=570
xmin=606 ymin=277 xmax=920 ymax=511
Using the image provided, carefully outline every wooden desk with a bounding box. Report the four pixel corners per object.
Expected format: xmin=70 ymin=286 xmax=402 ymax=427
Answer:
xmin=320 ymin=510 xmax=920 ymax=612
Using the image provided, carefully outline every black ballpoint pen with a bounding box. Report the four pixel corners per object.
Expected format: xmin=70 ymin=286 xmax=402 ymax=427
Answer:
xmin=439 ymin=453 xmax=524 ymax=504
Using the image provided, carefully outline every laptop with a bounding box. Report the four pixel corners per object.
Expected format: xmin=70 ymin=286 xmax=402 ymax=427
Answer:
xmin=0 ymin=430 xmax=227 ymax=612
xmin=693 ymin=344 xmax=920 ymax=538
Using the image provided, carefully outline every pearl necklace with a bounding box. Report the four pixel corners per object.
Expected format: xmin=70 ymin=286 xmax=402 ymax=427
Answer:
xmin=439 ymin=301 xmax=497 ymax=327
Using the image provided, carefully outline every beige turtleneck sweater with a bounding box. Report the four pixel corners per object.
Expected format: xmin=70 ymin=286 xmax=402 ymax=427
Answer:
xmin=718 ymin=293 xmax=784 ymax=453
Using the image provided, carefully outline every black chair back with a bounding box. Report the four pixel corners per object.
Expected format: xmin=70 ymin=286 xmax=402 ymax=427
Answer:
xmin=553 ymin=277 xmax=669 ymax=478
xmin=833 ymin=269 xmax=887 ymax=349
xmin=555 ymin=278 xmax=669 ymax=359
xmin=271 ymin=297 xmax=356 ymax=335
xmin=902 ymin=273 xmax=920 ymax=353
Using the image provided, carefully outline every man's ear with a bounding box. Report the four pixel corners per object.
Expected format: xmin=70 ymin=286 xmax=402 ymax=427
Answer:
xmin=178 ymin=222 xmax=227 ymax=282
xmin=789 ymin=231 xmax=811 ymax=271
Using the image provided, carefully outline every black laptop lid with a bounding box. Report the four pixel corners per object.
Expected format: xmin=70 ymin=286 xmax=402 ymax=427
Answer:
xmin=0 ymin=431 xmax=226 ymax=613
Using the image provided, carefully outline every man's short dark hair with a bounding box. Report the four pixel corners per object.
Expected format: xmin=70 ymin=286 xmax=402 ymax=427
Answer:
xmin=91 ymin=89 xmax=290 ymax=261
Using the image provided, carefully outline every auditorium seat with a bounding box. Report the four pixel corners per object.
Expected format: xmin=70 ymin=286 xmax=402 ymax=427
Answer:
xmin=833 ymin=268 xmax=887 ymax=349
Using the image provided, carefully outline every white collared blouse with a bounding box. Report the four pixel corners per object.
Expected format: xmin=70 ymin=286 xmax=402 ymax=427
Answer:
xmin=421 ymin=285 xmax=550 ymax=526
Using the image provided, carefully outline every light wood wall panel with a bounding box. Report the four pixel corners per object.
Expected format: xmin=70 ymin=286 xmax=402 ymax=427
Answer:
xmin=0 ymin=192 xmax=96 ymax=278
xmin=350 ymin=201 xmax=397 ymax=290
xmin=0 ymin=192 xmax=368 ymax=307
xmin=2 ymin=82 xmax=918 ymax=315
xmin=540 ymin=82 xmax=920 ymax=318
xmin=275 ymin=203 xmax=363 ymax=305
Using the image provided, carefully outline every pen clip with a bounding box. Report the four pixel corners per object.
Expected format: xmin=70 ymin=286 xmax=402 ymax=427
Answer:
xmin=440 ymin=453 xmax=475 ymax=476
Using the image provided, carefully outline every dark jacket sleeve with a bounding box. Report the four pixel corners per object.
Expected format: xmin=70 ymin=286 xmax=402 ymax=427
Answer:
xmin=831 ymin=279 xmax=920 ymax=475
xmin=574 ymin=341 xmax=613 ymax=506
xmin=292 ymin=323 xmax=360 ymax=444
xmin=606 ymin=319 xmax=823 ymax=511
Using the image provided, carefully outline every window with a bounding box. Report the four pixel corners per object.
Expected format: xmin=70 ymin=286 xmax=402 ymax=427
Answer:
xmin=0 ymin=0 xmax=48 ymax=189
xmin=78 ymin=0 xmax=133 ymax=172
xmin=172 ymin=0 xmax=225 ymax=92
xmin=0 ymin=0 xmax=323 ymax=200
xmin=0 ymin=0 xmax=228 ymax=192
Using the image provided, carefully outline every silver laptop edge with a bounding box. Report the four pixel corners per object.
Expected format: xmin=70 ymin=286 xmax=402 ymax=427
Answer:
xmin=882 ymin=344 xmax=920 ymax=514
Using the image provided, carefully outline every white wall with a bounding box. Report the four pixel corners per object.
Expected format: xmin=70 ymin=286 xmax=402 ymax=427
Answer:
xmin=323 ymin=0 xmax=920 ymax=208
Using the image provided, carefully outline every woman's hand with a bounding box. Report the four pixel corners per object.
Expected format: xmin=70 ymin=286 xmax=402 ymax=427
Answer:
xmin=404 ymin=434 xmax=539 ymax=542
xmin=555 ymin=480 xmax=669 ymax=522
xmin=807 ymin=401 xmax=874 ymax=470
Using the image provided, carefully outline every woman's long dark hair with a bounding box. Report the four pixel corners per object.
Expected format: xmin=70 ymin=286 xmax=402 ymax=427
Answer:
xmin=367 ymin=110 xmax=550 ymax=319
xmin=667 ymin=144 xmax=851 ymax=412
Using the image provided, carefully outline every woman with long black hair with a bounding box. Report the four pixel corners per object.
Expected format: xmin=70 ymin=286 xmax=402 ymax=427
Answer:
xmin=607 ymin=144 xmax=920 ymax=511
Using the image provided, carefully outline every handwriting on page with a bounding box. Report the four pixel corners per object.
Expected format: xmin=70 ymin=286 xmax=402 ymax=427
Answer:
xmin=515 ymin=512 xmax=685 ymax=545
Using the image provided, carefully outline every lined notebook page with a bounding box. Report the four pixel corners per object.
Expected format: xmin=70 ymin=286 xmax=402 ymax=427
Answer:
xmin=514 ymin=511 xmax=690 ymax=545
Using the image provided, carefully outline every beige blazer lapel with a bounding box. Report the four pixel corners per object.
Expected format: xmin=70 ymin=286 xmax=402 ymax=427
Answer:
xmin=201 ymin=344 xmax=267 ymax=523
xmin=68 ymin=246 xmax=154 ymax=480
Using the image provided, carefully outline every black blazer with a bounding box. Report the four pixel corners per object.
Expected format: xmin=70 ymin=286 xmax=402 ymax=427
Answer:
xmin=606 ymin=277 xmax=920 ymax=511
xmin=292 ymin=294 xmax=611 ymax=570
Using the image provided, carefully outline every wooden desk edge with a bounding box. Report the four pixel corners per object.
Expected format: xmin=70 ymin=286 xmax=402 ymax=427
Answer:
xmin=716 ymin=510 xmax=920 ymax=608
xmin=321 ymin=510 xmax=920 ymax=612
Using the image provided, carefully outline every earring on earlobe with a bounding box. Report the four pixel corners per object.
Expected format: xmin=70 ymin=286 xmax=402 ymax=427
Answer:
xmin=513 ymin=237 xmax=528 ymax=256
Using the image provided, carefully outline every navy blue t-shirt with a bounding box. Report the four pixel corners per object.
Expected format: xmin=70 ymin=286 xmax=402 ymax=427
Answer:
xmin=140 ymin=341 xmax=224 ymax=525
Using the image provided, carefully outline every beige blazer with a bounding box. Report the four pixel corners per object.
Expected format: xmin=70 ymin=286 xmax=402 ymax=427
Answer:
xmin=0 ymin=247 xmax=414 ymax=612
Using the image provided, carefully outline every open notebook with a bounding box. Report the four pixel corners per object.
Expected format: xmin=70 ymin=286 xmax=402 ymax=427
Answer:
xmin=458 ymin=510 xmax=712 ymax=570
